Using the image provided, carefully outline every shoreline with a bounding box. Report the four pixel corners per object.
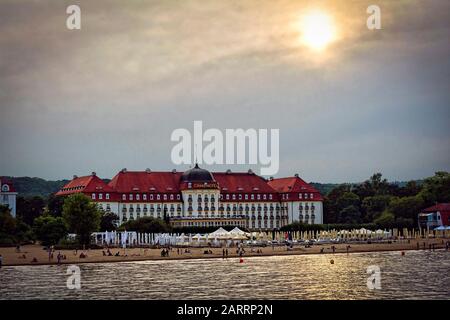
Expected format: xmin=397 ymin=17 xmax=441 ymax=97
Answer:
xmin=1 ymin=239 xmax=447 ymax=267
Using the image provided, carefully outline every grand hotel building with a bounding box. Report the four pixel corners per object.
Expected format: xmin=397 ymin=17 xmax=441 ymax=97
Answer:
xmin=56 ymin=165 xmax=323 ymax=230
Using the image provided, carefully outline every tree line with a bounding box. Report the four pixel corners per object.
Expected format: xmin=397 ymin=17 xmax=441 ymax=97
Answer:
xmin=321 ymin=171 xmax=449 ymax=228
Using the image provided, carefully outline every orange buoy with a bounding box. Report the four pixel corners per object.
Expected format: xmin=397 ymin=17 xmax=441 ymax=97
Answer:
xmin=239 ymin=258 xmax=244 ymax=263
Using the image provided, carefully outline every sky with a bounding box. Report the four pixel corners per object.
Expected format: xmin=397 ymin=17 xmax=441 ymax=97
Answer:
xmin=0 ymin=0 xmax=449 ymax=183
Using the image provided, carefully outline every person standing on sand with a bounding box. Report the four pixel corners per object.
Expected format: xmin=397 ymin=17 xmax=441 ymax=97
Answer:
xmin=226 ymin=249 xmax=228 ymax=258
xmin=0 ymin=254 xmax=3 ymax=268
xmin=222 ymin=248 xmax=225 ymax=259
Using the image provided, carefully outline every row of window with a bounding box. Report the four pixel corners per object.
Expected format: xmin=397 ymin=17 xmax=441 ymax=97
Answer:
xmin=299 ymin=214 xmax=316 ymax=220
xmin=299 ymin=204 xmax=316 ymax=212
xmin=92 ymin=192 xmax=318 ymax=202
xmin=281 ymin=193 xmax=316 ymax=200
xmin=122 ymin=193 xmax=181 ymax=201
xmin=92 ymin=193 xmax=110 ymax=200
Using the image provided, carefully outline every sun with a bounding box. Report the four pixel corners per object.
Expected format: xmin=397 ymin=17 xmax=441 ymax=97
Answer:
xmin=299 ymin=11 xmax=336 ymax=51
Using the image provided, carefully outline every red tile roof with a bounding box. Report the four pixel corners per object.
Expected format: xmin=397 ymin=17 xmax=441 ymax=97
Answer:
xmin=56 ymin=175 xmax=113 ymax=196
xmin=268 ymin=176 xmax=323 ymax=200
xmin=57 ymin=170 xmax=323 ymax=202
xmin=212 ymin=172 xmax=276 ymax=193
xmin=108 ymin=171 xmax=183 ymax=193
xmin=422 ymin=203 xmax=450 ymax=213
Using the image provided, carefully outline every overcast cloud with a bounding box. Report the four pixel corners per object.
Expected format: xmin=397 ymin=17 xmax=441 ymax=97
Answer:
xmin=0 ymin=0 xmax=449 ymax=182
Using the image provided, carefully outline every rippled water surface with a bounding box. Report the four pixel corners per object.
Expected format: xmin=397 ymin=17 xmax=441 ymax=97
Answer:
xmin=1 ymin=250 xmax=449 ymax=299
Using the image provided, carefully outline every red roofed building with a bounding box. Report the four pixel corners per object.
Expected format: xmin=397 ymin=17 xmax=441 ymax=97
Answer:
xmin=0 ymin=177 xmax=18 ymax=217
xmin=56 ymin=165 xmax=324 ymax=230
xmin=418 ymin=203 xmax=450 ymax=229
xmin=268 ymin=174 xmax=324 ymax=225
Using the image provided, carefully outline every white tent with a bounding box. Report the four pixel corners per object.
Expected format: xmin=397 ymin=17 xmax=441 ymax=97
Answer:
xmin=229 ymin=227 xmax=246 ymax=235
xmin=210 ymin=227 xmax=230 ymax=237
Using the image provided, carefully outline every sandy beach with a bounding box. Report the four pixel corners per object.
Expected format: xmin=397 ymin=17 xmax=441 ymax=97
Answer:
xmin=0 ymin=238 xmax=448 ymax=266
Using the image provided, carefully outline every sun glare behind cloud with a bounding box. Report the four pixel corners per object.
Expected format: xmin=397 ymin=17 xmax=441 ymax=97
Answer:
xmin=299 ymin=10 xmax=337 ymax=51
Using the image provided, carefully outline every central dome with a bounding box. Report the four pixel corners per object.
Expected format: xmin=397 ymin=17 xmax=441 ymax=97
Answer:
xmin=180 ymin=164 xmax=214 ymax=182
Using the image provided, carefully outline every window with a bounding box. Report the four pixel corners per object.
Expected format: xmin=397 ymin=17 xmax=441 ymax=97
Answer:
xmin=98 ymin=193 xmax=103 ymax=200
xmin=129 ymin=194 xmax=133 ymax=201
xmin=143 ymin=194 xmax=147 ymax=201
xmin=163 ymin=194 xmax=167 ymax=200
xmin=1 ymin=184 xmax=10 ymax=192
xmin=226 ymin=194 xmax=230 ymax=200
xmin=136 ymin=194 xmax=140 ymax=201
xmin=157 ymin=194 xmax=161 ymax=200
xmin=251 ymin=194 xmax=255 ymax=200
xmin=122 ymin=194 xmax=126 ymax=201
xmin=245 ymin=194 xmax=248 ymax=200
xmin=232 ymin=194 xmax=236 ymax=200
xmin=92 ymin=193 xmax=96 ymax=200
xmin=106 ymin=193 xmax=110 ymax=200
xmin=299 ymin=193 xmax=302 ymax=199
xmin=238 ymin=194 xmax=242 ymax=200
xmin=150 ymin=194 xmax=154 ymax=200
xmin=177 ymin=194 xmax=180 ymax=200
xmin=269 ymin=194 xmax=272 ymax=200
xmin=310 ymin=193 xmax=314 ymax=199
xmin=170 ymin=194 xmax=174 ymax=200
xmin=257 ymin=194 xmax=261 ymax=200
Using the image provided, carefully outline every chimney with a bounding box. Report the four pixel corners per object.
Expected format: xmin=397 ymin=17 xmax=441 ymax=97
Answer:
xmin=121 ymin=168 xmax=127 ymax=173
xmin=145 ymin=168 xmax=151 ymax=173
xmin=295 ymin=173 xmax=299 ymax=178
xmin=172 ymin=169 xmax=177 ymax=174
xmin=73 ymin=175 xmax=78 ymax=179
xmin=91 ymin=171 xmax=96 ymax=176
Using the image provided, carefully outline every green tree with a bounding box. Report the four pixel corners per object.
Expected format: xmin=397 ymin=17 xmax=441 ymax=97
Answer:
xmin=362 ymin=195 xmax=394 ymax=222
xmin=47 ymin=193 xmax=65 ymax=217
xmin=100 ymin=212 xmax=119 ymax=231
xmin=354 ymin=173 xmax=390 ymax=198
xmin=386 ymin=196 xmax=424 ymax=225
xmin=373 ymin=211 xmax=395 ymax=228
xmin=33 ymin=215 xmax=67 ymax=246
xmin=418 ymin=171 xmax=450 ymax=205
xmin=323 ymin=184 xmax=352 ymax=223
xmin=0 ymin=205 xmax=16 ymax=235
xmin=336 ymin=192 xmax=360 ymax=211
xmin=338 ymin=205 xmax=362 ymax=224
xmin=118 ymin=217 xmax=171 ymax=233
xmin=16 ymin=196 xmax=45 ymax=226
xmin=62 ymin=194 xmax=101 ymax=245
